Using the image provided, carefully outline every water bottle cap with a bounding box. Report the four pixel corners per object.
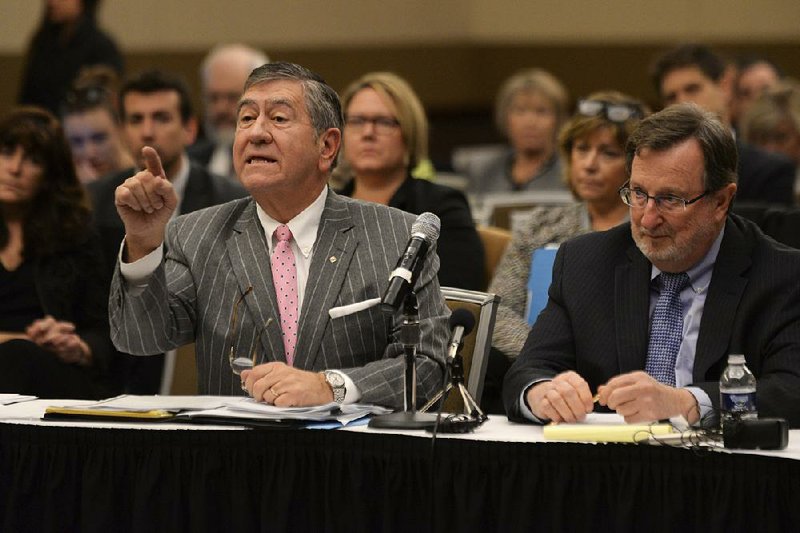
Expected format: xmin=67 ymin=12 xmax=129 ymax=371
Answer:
xmin=727 ymin=354 xmax=746 ymax=364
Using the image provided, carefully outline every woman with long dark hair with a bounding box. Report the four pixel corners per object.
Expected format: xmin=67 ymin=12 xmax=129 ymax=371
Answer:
xmin=0 ymin=106 xmax=112 ymax=398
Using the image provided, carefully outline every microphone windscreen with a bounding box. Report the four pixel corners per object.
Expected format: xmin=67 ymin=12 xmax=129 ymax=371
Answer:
xmin=449 ymin=308 xmax=476 ymax=336
xmin=411 ymin=212 xmax=441 ymax=243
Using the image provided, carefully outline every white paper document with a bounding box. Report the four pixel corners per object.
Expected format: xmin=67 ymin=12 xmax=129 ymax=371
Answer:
xmin=71 ymin=394 xmax=230 ymax=412
xmin=0 ymin=394 xmax=37 ymax=406
xmin=188 ymin=398 xmax=392 ymax=425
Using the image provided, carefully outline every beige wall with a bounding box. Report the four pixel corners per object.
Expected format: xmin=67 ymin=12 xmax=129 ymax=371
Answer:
xmin=2 ymin=1 xmax=799 ymax=163
xmin=468 ymin=0 xmax=800 ymax=43
xmin=2 ymin=0 xmax=799 ymax=52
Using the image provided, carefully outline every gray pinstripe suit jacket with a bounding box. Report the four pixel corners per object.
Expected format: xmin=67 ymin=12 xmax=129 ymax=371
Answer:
xmin=109 ymin=190 xmax=450 ymax=409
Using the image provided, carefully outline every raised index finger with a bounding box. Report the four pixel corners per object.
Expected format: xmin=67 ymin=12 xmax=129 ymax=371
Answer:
xmin=142 ymin=146 xmax=166 ymax=179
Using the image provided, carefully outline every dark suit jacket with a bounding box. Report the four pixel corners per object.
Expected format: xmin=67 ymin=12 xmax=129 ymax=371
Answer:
xmin=736 ymin=141 xmax=796 ymax=205
xmin=109 ymin=191 xmax=450 ymax=409
xmin=187 ymin=139 xmax=215 ymax=168
xmin=88 ymin=160 xmax=247 ymax=272
xmin=338 ymin=176 xmax=486 ymax=291
xmin=504 ymin=214 xmax=800 ymax=427
xmin=35 ymin=231 xmax=113 ymax=386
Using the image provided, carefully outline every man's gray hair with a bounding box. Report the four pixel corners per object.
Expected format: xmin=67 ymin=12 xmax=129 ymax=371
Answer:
xmin=244 ymin=62 xmax=343 ymax=137
xmin=625 ymin=103 xmax=738 ymax=191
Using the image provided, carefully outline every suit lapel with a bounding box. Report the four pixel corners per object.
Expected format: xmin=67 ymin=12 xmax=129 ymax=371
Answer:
xmin=226 ymin=201 xmax=285 ymax=363
xmin=292 ymin=194 xmax=357 ymax=369
xmin=693 ymin=219 xmax=751 ymax=380
xmin=615 ymin=244 xmax=652 ymax=373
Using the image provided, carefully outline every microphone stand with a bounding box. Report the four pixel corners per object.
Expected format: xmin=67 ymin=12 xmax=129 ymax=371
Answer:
xmin=421 ymin=344 xmax=486 ymax=423
xmin=368 ymin=291 xmax=437 ymax=429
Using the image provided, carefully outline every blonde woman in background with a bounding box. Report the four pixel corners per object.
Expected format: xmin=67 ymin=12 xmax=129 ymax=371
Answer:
xmin=334 ymin=72 xmax=485 ymax=291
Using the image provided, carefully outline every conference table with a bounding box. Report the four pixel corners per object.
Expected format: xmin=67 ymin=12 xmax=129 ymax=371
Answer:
xmin=1 ymin=399 xmax=799 ymax=533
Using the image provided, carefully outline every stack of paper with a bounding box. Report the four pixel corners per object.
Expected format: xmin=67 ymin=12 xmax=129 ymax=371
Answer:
xmin=43 ymin=395 xmax=391 ymax=428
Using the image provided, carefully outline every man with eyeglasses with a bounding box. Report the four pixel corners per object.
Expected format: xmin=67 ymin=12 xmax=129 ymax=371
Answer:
xmin=504 ymin=103 xmax=800 ymax=428
xmin=107 ymin=62 xmax=449 ymax=409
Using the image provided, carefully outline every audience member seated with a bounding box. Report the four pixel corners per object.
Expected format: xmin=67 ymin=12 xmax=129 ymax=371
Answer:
xmin=88 ymin=69 xmax=247 ymax=394
xmin=650 ymin=43 xmax=795 ymax=205
xmin=189 ymin=43 xmax=270 ymax=182
xmin=480 ymin=92 xmax=648 ymax=413
xmin=18 ymin=0 xmax=124 ymax=115
xmin=333 ymin=71 xmax=485 ymax=291
xmin=733 ymin=55 xmax=783 ymax=129
xmin=739 ymin=81 xmax=800 ymax=203
xmin=453 ymin=68 xmax=569 ymax=196
xmin=504 ymin=104 xmax=800 ymax=428
xmin=62 ymin=77 xmax=133 ymax=184
xmin=0 ymin=107 xmax=112 ymax=399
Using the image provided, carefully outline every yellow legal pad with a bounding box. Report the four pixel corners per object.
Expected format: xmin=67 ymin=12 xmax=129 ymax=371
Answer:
xmin=543 ymin=423 xmax=675 ymax=443
xmin=44 ymin=406 xmax=175 ymax=420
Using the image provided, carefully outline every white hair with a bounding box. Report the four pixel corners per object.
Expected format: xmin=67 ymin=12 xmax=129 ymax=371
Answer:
xmin=200 ymin=43 xmax=270 ymax=86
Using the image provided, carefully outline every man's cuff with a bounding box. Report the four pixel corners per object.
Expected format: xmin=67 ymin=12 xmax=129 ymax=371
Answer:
xmin=119 ymin=240 xmax=163 ymax=287
xmin=328 ymin=370 xmax=361 ymax=404
xmin=684 ymin=386 xmax=713 ymax=425
xmin=519 ymin=378 xmax=551 ymax=423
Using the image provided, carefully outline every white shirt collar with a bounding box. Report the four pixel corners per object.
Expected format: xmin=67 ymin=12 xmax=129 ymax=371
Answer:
xmin=255 ymin=187 xmax=328 ymax=258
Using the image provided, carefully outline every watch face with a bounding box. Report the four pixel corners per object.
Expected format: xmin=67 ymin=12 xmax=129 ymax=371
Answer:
xmin=326 ymin=371 xmax=345 ymax=388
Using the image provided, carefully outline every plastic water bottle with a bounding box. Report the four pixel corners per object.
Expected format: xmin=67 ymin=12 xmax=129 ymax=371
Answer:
xmin=719 ymin=354 xmax=757 ymax=426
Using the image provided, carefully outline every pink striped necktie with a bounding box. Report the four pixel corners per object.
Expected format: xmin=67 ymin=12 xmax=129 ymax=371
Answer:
xmin=271 ymin=224 xmax=298 ymax=366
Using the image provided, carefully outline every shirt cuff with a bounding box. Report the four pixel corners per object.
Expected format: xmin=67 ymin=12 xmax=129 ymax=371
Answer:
xmin=119 ymin=240 xmax=163 ymax=288
xmin=684 ymin=386 xmax=713 ymax=424
xmin=519 ymin=378 xmax=551 ymax=423
xmin=328 ymin=370 xmax=361 ymax=404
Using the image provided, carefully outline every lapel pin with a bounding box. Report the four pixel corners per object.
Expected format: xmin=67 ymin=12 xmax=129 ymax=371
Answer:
xmin=329 ymin=256 xmax=337 ymax=263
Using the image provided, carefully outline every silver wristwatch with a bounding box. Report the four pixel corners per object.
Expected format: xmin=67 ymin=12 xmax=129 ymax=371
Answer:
xmin=323 ymin=371 xmax=346 ymax=404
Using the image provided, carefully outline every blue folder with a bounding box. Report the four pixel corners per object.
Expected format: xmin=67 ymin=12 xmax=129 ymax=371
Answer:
xmin=525 ymin=245 xmax=559 ymax=325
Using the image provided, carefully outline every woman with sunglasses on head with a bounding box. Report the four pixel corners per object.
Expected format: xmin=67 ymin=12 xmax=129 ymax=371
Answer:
xmin=482 ymin=91 xmax=648 ymax=412
xmin=0 ymin=107 xmax=113 ymax=399
xmin=334 ymin=72 xmax=485 ymax=291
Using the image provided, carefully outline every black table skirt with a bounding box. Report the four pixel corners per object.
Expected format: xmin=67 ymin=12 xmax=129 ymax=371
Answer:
xmin=1 ymin=423 xmax=799 ymax=533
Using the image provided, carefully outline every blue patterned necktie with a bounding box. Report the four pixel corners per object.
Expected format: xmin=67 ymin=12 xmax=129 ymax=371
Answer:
xmin=645 ymin=272 xmax=689 ymax=386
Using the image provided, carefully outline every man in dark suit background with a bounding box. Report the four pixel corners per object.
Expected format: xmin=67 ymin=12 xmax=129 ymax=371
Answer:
xmin=108 ymin=62 xmax=448 ymax=409
xmin=504 ymin=104 xmax=800 ymax=428
xmin=89 ymin=70 xmax=246 ymax=393
xmin=650 ymin=43 xmax=795 ymax=206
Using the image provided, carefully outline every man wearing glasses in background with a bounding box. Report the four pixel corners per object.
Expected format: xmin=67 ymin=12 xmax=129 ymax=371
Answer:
xmin=504 ymin=103 xmax=800 ymax=428
xmin=108 ymin=62 xmax=448 ymax=409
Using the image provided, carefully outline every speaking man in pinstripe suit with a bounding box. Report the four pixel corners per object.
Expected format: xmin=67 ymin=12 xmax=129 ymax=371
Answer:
xmin=108 ymin=62 xmax=449 ymax=409
xmin=504 ymin=104 xmax=800 ymax=428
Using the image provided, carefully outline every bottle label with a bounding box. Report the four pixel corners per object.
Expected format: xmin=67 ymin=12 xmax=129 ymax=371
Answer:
xmin=720 ymin=391 xmax=757 ymax=417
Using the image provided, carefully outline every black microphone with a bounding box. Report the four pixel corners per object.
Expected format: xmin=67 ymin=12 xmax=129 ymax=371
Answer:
xmin=447 ymin=308 xmax=475 ymax=361
xmin=380 ymin=212 xmax=441 ymax=313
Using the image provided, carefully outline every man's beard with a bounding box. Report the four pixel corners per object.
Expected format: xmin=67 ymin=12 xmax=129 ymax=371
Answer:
xmin=632 ymin=217 xmax=718 ymax=270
